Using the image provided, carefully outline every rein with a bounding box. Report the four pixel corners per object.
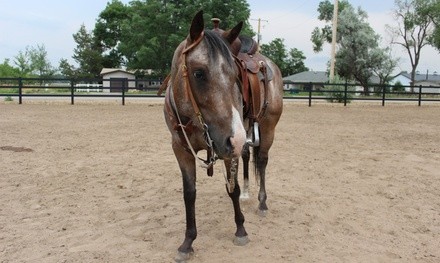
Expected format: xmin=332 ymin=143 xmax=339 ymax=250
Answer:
xmin=162 ymin=31 xmax=239 ymax=193
xmin=172 ymin=32 xmax=218 ymax=170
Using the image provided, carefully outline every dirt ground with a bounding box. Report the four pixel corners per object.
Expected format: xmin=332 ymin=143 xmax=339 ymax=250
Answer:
xmin=0 ymin=100 xmax=439 ymax=262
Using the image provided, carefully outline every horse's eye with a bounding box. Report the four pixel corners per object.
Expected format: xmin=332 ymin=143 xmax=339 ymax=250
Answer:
xmin=193 ymin=70 xmax=205 ymax=80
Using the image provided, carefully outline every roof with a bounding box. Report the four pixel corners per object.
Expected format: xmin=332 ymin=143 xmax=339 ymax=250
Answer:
xmin=284 ymin=71 xmax=382 ymax=84
xmin=283 ymin=71 xmax=328 ymax=83
xmin=100 ymin=68 xmax=135 ymax=76
xmin=398 ymin=71 xmax=440 ymax=83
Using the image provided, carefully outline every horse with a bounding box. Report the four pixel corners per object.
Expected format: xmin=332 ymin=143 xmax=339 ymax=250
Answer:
xmin=160 ymin=10 xmax=283 ymax=262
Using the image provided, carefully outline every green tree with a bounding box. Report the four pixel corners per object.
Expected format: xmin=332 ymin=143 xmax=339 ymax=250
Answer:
xmin=310 ymin=0 xmax=351 ymax=52
xmin=0 ymin=59 xmax=20 ymax=77
xmin=96 ymin=0 xmax=253 ymax=76
xmin=372 ymin=48 xmax=399 ymax=86
xmin=72 ymin=24 xmax=103 ymax=78
xmin=13 ymin=45 xmax=55 ymax=77
xmin=59 ymin=58 xmax=78 ymax=79
xmin=260 ymin=38 xmax=308 ymax=77
xmin=387 ymin=0 xmax=437 ymax=88
xmin=14 ymin=49 xmax=32 ymax=76
xmin=285 ymin=48 xmax=309 ymax=76
xmin=93 ymin=0 xmax=130 ymax=68
xmin=311 ymin=1 xmax=396 ymax=92
xmin=335 ymin=6 xmax=396 ymax=93
xmin=59 ymin=24 xmax=105 ymax=78
xmin=28 ymin=44 xmax=56 ymax=78
xmin=428 ymin=0 xmax=440 ymax=51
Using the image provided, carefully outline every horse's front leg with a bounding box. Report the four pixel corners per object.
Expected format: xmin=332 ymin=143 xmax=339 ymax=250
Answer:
xmin=224 ymin=158 xmax=249 ymax=246
xmin=173 ymin=143 xmax=197 ymax=262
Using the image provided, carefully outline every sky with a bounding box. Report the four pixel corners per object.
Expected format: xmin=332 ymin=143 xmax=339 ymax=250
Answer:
xmin=1 ymin=0 xmax=439 ymax=75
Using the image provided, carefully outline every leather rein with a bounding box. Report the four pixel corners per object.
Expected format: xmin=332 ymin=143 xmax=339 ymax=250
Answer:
xmin=168 ymin=32 xmax=218 ymax=170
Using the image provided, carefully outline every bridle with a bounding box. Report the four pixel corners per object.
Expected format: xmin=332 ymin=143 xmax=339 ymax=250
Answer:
xmin=166 ymin=31 xmax=241 ymax=192
xmin=170 ymin=31 xmax=218 ymax=170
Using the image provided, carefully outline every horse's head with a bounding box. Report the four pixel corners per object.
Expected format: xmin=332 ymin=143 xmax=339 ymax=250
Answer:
xmin=170 ymin=11 xmax=245 ymax=160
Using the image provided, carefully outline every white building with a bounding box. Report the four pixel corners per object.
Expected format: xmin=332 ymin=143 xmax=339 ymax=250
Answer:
xmin=393 ymin=71 xmax=440 ymax=93
xmin=100 ymin=68 xmax=136 ymax=92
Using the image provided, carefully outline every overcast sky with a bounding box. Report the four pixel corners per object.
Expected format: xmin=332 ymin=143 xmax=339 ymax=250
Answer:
xmin=1 ymin=0 xmax=439 ymax=74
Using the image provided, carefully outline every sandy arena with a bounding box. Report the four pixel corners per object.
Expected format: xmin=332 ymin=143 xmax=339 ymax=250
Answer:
xmin=0 ymin=100 xmax=439 ymax=262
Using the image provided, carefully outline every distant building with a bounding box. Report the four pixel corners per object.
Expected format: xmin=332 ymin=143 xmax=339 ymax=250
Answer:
xmin=393 ymin=71 xmax=440 ymax=93
xmin=100 ymin=68 xmax=164 ymax=92
xmin=100 ymin=68 xmax=136 ymax=93
xmin=283 ymin=71 xmax=328 ymax=91
xmin=283 ymin=71 xmax=384 ymax=94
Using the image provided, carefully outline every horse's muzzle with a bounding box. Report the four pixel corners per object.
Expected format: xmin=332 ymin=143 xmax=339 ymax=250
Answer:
xmin=228 ymin=134 xmax=245 ymax=158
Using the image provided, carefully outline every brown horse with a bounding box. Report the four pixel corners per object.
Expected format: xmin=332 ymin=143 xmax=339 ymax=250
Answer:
xmin=161 ymin=11 xmax=283 ymax=262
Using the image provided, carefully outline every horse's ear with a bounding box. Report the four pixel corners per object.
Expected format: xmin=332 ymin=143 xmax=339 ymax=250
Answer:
xmin=223 ymin=21 xmax=243 ymax=44
xmin=190 ymin=10 xmax=204 ymax=42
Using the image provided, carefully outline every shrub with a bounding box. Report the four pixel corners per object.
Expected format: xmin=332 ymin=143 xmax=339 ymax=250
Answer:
xmin=393 ymin=80 xmax=405 ymax=92
xmin=325 ymin=76 xmax=354 ymax=103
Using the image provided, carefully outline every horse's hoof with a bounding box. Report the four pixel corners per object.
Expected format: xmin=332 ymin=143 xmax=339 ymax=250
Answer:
xmin=257 ymin=209 xmax=268 ymax=217
xmin=175 ymin=251 xmax=193 ymax=263
xmin=240 ymin=192 xmax=250 ymax=200
xmin=233 ymin=235 xmax=250 ymax=246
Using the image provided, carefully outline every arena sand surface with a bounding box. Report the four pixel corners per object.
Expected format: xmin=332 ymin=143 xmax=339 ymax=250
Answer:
xmin=0 ymin=100 xmax=439 ymax=262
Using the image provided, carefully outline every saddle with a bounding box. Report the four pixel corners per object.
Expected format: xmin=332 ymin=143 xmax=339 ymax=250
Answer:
xmin=235 ymin=36 xmax=273 ymax=122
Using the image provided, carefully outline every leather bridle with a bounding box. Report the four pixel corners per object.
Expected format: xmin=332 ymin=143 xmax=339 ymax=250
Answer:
xmin=170 ymin=32 xmax=218 ymax=170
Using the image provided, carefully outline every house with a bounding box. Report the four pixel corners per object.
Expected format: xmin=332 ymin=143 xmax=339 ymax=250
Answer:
xmin=283 ymin=71 xmax=328 ymax=91
xmin=100 ymin=68 xmax=136 ymax=92
xmin=100 ymin=68 xmax=164 ymax=92
xmin=393 ymin=71 xmax=440 ymax=93
xmin=283 ymin=71 xmax=384 ymax=94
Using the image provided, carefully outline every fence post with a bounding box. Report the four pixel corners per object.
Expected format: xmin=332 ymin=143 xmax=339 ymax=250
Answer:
xmin=70 ymin=80 xmax=75 ymax=105
xmin=418 ymin=85 xmax=422 ymax=106
xmin=308 ymin=82 xmax=312 ymax=107
xmin=18 ymin=77 xmax=23 ymax=104
xmin=382 ymin=84 xmax=386 ymax=107
xmin=344 ymin=80 xmax=348 ymax=106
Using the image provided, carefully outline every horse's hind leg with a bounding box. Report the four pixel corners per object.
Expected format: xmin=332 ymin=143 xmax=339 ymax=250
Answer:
xmin=254 ymin=146 xmax=268 ymax=215
xmin=225 ymin=159 xmax=249 ymax=246
xmin=240 ymin=144 xmax=250 ymax=200
xmin=255 ymin=128 xmax=276 ymax=216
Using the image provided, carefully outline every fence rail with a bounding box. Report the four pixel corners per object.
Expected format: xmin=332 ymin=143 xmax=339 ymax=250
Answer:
xmin=284 ymin=81 xmax=440 ymax=106
xmin=1 ymin=77 xmax=439 ymax=106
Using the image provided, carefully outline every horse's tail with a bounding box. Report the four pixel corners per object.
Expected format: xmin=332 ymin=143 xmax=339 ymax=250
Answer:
xmin=252 ymin=145 xmax=261 ymax=185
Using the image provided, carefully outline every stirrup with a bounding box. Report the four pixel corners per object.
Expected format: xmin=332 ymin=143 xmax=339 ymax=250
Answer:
xmin=246 ymin=122 xmax=260 ymax=147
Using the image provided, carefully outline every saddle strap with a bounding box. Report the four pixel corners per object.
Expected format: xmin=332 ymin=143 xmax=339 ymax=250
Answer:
xmin=235 ymin=57 xmax=250 ymax=116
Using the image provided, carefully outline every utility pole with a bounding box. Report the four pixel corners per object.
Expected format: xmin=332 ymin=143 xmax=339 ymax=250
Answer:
xmin=329 ymin=0 xmax=339 ymax=82
xmin=251 ymin=18 xmax=268 ymax=45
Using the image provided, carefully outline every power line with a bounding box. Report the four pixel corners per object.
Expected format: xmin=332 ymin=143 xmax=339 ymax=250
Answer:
xmin=251 ymin=18 xmax=268 ymax=45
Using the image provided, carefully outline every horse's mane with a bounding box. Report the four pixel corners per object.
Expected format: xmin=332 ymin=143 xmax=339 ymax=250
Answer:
xmin=203 ymin=30 xmax=235 ymax=67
